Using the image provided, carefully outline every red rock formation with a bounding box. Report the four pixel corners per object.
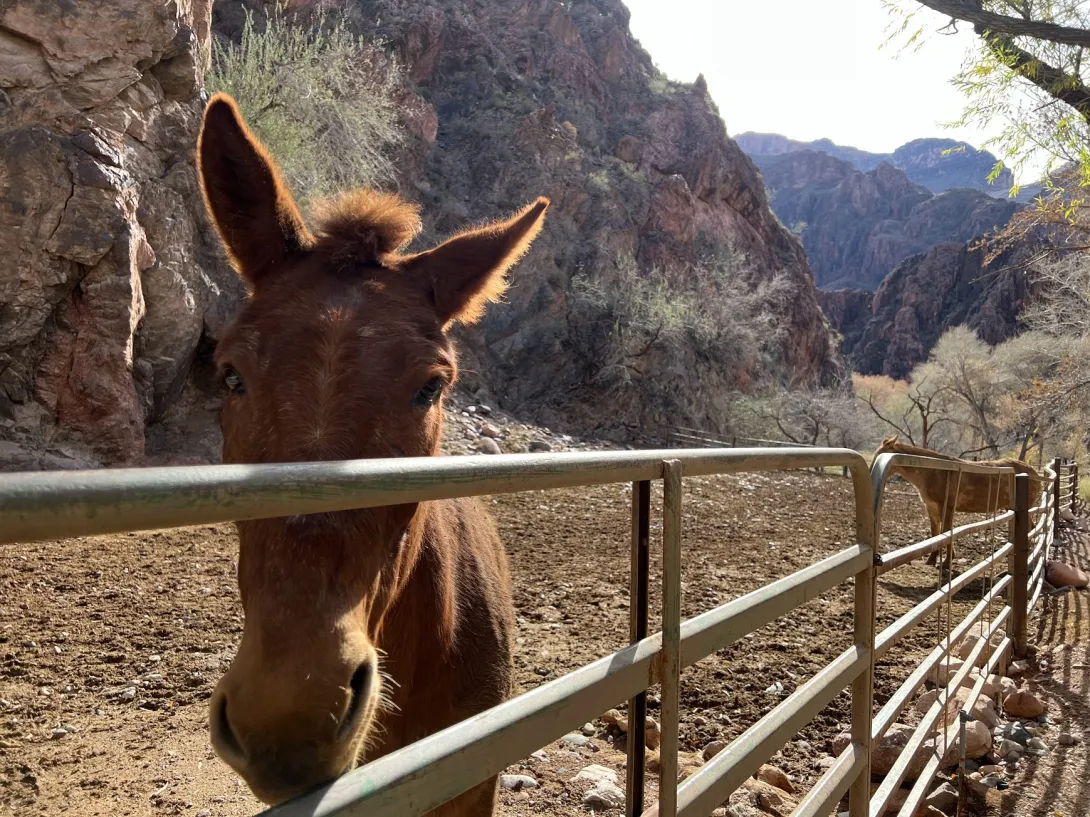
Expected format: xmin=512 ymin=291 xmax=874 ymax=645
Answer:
xmin=750 ymin=150 xmax=1021 ymax=290
xmin=341 ymin=0 xmax=841 ymax=437
xmin=0 ymin=0 xmax=239 ymax=470
xmin=822 ymin=244 xmax=1032 ymax=378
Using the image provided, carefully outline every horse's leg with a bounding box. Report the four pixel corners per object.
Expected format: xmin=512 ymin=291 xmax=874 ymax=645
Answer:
xmin=941 ymin=504 xmax=957 ymax=575
xmin=925 ymin=507 xmax=942 ymax=566
xmin=426 ymin=776 xmax=499 ymax=817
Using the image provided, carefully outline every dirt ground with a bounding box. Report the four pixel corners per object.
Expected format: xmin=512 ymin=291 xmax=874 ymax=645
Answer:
xmin=0 ymin=468 xmax=1027 ymax=817
xmin=989 ymin=521 xmax=1090 ymax=817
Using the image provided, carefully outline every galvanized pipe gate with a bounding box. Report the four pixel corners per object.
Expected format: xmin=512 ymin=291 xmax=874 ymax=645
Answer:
xmin=0 ymin=449 xmax=1071 ymax=817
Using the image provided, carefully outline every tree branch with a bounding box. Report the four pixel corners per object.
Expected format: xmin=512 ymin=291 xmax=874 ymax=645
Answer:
xmin=983 ymin=31 xmax=1090 ymax=121
xmin=863 ymin=392 xmax=914 ymax=442
xmin=915 ymin=0 xmax=1090 ymax=48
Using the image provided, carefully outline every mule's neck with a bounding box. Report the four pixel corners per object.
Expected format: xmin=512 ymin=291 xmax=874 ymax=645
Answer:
xmin=885 ymin=442 xmax=959 ymax=462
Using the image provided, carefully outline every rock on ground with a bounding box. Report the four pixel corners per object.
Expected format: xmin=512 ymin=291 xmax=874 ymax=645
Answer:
xmin=582 ymin=780 xmax=624 ymax=810
xmin=723 ymin=778 xmax=798 ymax=817
xmin=1003 ymin=689 xmax=1047 ymax=719
xmin=1046 ymin=561 xmax=1089 ymax=588
xmin=755 ymin=764 xmax=794 ymax=794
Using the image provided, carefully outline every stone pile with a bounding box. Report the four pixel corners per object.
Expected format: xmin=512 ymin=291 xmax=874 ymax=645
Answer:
xmin=440 ymin=393 xmax=623 ymax=456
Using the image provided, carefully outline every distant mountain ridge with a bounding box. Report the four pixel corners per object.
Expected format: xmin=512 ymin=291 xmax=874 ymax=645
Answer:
xmin=734 ymin=132 xmax=1038 ymax=201
xmin=748 ymin=148 xmax=1021 ymax=290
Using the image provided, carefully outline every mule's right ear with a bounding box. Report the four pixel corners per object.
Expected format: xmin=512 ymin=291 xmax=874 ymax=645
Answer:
xmin=197 ymin=93 xmax=310 ymax=284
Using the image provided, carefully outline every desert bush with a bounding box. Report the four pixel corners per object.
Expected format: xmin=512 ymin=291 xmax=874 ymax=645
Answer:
xmin=736 ymin=387 xmax=880 ymax=451
xmin=568 ymin=253 xmax=773 ymax=387
xmin=206 ymin=2 xmax=403 ymax=205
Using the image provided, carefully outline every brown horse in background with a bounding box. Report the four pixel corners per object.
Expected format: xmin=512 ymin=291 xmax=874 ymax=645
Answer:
xmin=197 ymin=93 xmax=549 ymax=813
xmin=872 ymin=436 xmax=1040 ymax=567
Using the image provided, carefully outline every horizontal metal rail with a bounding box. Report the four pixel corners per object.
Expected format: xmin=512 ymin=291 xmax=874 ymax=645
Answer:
xmin=871 ymin=608 xmax=1009 ymax=817
xmin=791 ymin=742 xmax=866 ymax=817
xmin=263 ymin=544 xmax=871 ymax=817
xmin=875 ymin=547 xmax=1012 ymax=659
xmin=673 ymin=647 xmax=869 ymax=817
xmin=0 ymin=448 xmax=870 ymax=545
xmin=876 ymin=513 xmax=1012 ymax=576
xmin=1029 ymin=556 xmax=1045 ymax=594
xmin=1029 ymin=573 xmax=1045 ymax=615
xmin=895 ymin=627 xmax=1011 ymax=817
xmin=679 ymin=546 xmax=870 ymax=667
xmin=873 ymin=577 xmax=1012 ymax=743
xmin=1029 ymin=538 xmax=1047 ymax=567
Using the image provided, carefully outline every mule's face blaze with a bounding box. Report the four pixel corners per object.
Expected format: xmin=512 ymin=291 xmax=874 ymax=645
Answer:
xmin=196 ymin=93 xmax=547 ymax=804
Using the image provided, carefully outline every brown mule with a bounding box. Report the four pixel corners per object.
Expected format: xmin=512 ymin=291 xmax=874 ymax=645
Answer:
xmin=872 ymin=436 xmax=1039 ymax=567
xmin=197 ymin=92 xmax=548 ymax=812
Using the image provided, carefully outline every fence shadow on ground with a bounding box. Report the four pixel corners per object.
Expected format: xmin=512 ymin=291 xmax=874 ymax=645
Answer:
xmin=995 ymin=521 xmax=1090 ymax=817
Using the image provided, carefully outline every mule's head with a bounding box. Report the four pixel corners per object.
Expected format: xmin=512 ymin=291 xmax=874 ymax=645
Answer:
xmin=197 ymin=94 xmax=548 ymax=804
xmin=873 ymin=434 xmax=900 ymax=461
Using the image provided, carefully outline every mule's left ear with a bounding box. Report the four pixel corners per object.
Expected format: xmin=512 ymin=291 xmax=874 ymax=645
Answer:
xmin=402 ymin=198 xmax=549 ymax=326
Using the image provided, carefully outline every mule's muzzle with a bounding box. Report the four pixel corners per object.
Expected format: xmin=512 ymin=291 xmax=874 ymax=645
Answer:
xmin=209 ymin=654 xmax=378 ymax=804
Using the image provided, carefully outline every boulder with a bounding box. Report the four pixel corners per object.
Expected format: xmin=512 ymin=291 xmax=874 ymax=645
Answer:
xmin=928 ymin=657 xmax=965 ymax=686
xmin=956 ymin=630 xmax=1004 ymax=662
xmin=703 ymin=740 xmax=729 ymax=761
xmin=915 ymin=688 xmax=1001 ymax=730
xmin=960 ymin=670 xmax=1017 ymax=700
xmin=572 ymin=764 xmax=617 ymax=786
xmin=925 ymin=781 xmax=958 ymax=813
xmin=1046 ymin=561 xmax=1089 ymax=589
xmin=722 ymin=778 xmax=798 ymax=817
xmin=477 ymin=437 xmax=502 ymax=455
xmin=755 ymin=764 xmax=794 ymax=794
xmin=582 ymin=780 xmax=624 ymax=810
xmin=1003 ymin=689 xmax=1047 ymax=719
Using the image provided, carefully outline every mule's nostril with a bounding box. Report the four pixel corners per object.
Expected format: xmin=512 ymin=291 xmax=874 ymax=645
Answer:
xmin=337 ymin=662 xmax=375 ymax=742
xmin=213 ymin=694 xmax=246 ymax=765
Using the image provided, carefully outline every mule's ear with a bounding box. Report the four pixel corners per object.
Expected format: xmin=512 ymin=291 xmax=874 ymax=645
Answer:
xmin=197 ymin=93 xmax=309 ymax=284
xmin=403 ymin=198 xmax=549 ymax=326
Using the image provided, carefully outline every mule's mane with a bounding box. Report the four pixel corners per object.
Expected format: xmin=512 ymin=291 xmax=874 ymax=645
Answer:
xmin=310 ymin=190 xmax=423 ymax=264
xmin=879 ymin=437 xmax=961 ymax=461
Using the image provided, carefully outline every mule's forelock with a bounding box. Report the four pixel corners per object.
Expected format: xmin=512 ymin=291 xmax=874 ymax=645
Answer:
xmin=310 ymin=191 xmax=423 ymax=265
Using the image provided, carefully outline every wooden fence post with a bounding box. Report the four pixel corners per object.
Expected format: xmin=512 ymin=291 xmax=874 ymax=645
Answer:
xmin=1011 ymin=474 xmax=1031 ymax=659
xmin=1053 ymin=457 xmax=1063 ymax=538
xmin=1072 ymin=461 xmax=1079 ymax=514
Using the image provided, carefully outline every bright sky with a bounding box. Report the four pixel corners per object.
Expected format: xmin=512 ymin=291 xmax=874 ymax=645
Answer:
xmin=624 ymin=0 xmax=1040 ymax=182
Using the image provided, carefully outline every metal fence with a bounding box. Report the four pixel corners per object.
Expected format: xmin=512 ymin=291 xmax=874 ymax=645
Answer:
xmin=0 ymin=449 xmax=1074 ymax=817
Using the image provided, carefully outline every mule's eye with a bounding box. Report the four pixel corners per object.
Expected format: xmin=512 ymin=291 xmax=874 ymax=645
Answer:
xmin=413 ymin=377 xmax=444 ymax=408
xmin=224 ymin=367 xmax=246 ymax=396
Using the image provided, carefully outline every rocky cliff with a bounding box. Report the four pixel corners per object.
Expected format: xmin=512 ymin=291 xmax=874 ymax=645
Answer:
xmin=750 ymin=150 xmax=1021 ymax=290
xmin=212 ymin=0 xmax=842 ymax=440
xmin=0 ymin=0 xmax=245 ymax=470
xmin=735 ymin=132 xmax=1022 ymax=198
xmin=1 ymin=0 xmax=842 ymax=468
xmin=819 ymin=244 xmax=1032 ymax=378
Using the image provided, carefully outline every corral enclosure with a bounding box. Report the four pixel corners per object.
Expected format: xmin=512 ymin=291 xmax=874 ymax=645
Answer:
xmin=0 ymin=466 xmax=1015 ymax=817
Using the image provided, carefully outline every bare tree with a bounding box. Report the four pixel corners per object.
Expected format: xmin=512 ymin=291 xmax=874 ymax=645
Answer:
xmin=856 ymin=373 xmax=957 ymax=449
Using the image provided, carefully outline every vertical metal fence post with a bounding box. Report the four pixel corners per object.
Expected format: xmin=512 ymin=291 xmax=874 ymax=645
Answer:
xmin=848 ymin=501 xmax=877 ymax=817
xmin=1071 ymin=461 xmax=1079 ymax=514
xmin=659 ymin=461 xmax=683 ymax=817
xmin=1052 ymin=457 xmax=1062 ymax=540
xmin=1011 ymin=474 xmax=1030 ymax=659
xmin=626 ymin=480 xmax=651 ymax=817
